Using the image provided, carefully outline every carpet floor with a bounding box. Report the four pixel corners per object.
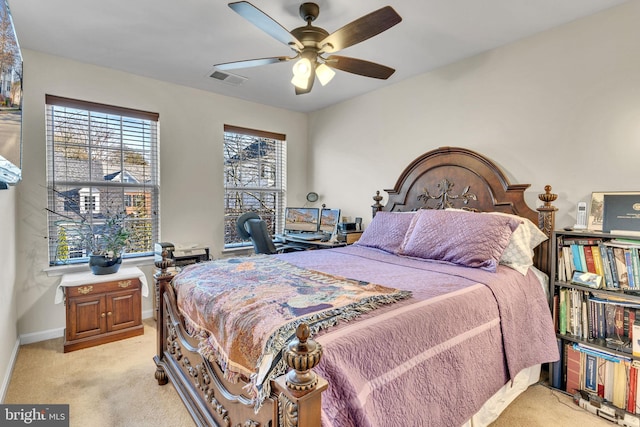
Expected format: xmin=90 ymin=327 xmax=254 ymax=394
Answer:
xmin=4 ymin=319 xmax=614 ymax=426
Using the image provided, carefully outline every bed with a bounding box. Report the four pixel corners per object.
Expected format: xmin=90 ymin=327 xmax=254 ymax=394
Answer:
xmin=153 ymin=146 xmax=560 ymax=427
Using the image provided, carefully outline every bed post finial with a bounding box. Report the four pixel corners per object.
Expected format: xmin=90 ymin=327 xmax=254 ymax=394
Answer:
xmin=537 ymin=185 xmax=557 ymax=236
xmin=536 ymin=185 xmax=558 ymax=276
xmin=154 ymin=249 xmax=174 ymax=277
xmin=283 ymin=323 xmax=323 ymax=392
xmin=372 ymin=190 xmax=384 ymax=217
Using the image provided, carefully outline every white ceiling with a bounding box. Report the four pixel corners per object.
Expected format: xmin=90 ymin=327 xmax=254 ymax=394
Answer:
xmin=10 ymin=0 xmax=628 ymax=113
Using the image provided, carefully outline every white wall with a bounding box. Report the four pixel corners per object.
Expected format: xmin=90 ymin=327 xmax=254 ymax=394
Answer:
xmin=15 ymin=50 xmax=310 ymax=338
xmin=0 ymin=186 xmax=19 ymax=400
xmin=308 ymin=1 xmax=640 ymax=230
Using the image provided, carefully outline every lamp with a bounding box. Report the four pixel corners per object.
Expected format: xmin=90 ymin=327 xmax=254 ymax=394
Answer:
xmin=315 ymin=63 xmax=335 ymax=86
xmin=291 ymin=57 xmax=312 ymax=89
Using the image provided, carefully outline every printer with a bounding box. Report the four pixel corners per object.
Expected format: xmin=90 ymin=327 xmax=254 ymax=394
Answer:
xmin=154 ymin=242 xmax=210 ymax=267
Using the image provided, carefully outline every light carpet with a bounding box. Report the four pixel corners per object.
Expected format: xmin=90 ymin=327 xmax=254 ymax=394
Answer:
xmin=4 ymin=319 xmax=613 ymax=426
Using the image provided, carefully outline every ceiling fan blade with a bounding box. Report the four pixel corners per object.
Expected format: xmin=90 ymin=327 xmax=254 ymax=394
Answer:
xmin=325 ymin=55 xmax=395 ymax=79
xmin=319 ymin=6 xmax=402 ymax=54
xmin=229 ymin=2 xmax=304 ymax=51
xmin=214 ymin=56 xmax=292 ymax=71
xmin=295 ymin=67 xmax=316 ymax=95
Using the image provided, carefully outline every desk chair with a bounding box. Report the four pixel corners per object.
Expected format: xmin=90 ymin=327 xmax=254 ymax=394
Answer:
xmin=236 ymin=212 xmax=304 ymax=255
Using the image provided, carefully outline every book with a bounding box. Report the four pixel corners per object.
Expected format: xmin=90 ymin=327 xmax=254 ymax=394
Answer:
xmin=628 ymin=364 xmax=638 ymax=413
xmin=563 ymin=246 xmax=574 ymax=281
xmin=596 ymin=301 xmax=606 ymax=339
xmin=571 ymin=271 xmax=602 ymax=289
xmin=613 ymin=247 xmax=630 ymax=289
xmin=591 ymin=244 xmax=604 ymax=276
xmin=608 ymin=246 xmax=621 ymax=288
xmin=582 ymin=299 xmax=589 ymax=340
xmin=579 ymin=245 xmax=588 ymax=274
xmin=584 ymin=245 xmax=597 ymax=273
xmin=625 ymin=249 xmax=636 ymax=289
xmin=615 ymin=305 xmax=625 ymax=338
xmin=613 ymin=360 xmax=629 ymax=409
xmin=585 ymin=353 xmax=598 ymax=392
xmin=633 ymin=248 xmax=640 ymax=289
xmin=559 ymin=288 xmax=567 ymax=335
xmin=571 ymin=244 xmax=585 ymax=273
xmin=606 ymin=304 xmax=617 ymax=339
xmin=597 ymin=357 xmax=606 ymax=398
xmin=634 ymin=320 xmax=640 ymax=357
xmin=562 ymin=236 xmax=604 ymax=246
xmin=605 ymin=359 xmax=615 ymax=402
xmin=565 ymin=344 xmax=582 ymax=395
xmin=599 ymin=243 xmax=615 ymax=288
xmin=557 ymin=247 xmax=565 ymax=282
xmin=636 ymin=362 xmax=640 ymax=414
xmin=603 ymin=194 xmax=640 ymax=234
xmin=610 ymin=238 xmax=640 ymax=248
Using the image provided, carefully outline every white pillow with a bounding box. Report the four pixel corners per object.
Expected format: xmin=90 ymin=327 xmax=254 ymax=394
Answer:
xmin=485 ymin=212 xmax=548 ymax=275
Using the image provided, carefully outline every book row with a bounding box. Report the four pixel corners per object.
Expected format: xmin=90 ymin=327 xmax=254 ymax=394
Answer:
xmin=556 ymin=236 xmax=640 ymax=290
xmin=554 ymin=287 xmax=640 ymax=355
xmin=552 ymin=341 xmax=640 ymax=415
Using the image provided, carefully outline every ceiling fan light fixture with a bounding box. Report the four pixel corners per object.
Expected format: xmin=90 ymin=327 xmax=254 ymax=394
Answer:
xmin=291 ymin=57 xmax=312 ymax=89
xmin=316 ymin=63 xmax=335 ymax=86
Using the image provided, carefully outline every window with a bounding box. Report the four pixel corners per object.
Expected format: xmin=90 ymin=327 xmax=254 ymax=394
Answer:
xmin=223 ymin=125 xmax=286 ymax=247
xmin=46 ymin=95 xmax=159 ymax=265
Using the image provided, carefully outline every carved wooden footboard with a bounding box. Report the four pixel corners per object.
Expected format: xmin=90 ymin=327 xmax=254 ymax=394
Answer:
xmin=153 ymin=265 xmax=327 ymax=427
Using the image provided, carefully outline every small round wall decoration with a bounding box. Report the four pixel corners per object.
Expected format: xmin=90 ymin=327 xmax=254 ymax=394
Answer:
xmin=306 ymin=192 xmax=319 ymax=203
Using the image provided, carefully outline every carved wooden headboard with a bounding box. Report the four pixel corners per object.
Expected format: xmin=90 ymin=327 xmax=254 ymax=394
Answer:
xmin=371 ymin=146 xmax=557 ymax=274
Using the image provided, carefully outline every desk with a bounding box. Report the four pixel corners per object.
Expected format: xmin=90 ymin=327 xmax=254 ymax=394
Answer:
xmin=279 ymin=235 xmax=346 ymax=250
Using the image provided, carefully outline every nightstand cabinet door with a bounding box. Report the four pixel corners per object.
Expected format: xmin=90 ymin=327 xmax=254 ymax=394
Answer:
xmin=107 ymin=288 xmax=142 ymax=331
xmin=66 ymin=293 xmax=107 ymax=341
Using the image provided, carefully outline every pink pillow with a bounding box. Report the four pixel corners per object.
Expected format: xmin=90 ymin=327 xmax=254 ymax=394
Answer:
xmin=398 ymin=209 xmax=520 ymax=272
xmin=355 ymin=211 xmax=416 ymax=253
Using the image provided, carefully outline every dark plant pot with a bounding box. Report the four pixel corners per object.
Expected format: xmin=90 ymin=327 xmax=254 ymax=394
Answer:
xmin=89 ymin=255 xmax=122 ymax=275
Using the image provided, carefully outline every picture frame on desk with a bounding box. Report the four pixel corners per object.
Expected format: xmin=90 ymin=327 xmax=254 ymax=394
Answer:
xmin=588 ymin=191 xmax=640 ymax=231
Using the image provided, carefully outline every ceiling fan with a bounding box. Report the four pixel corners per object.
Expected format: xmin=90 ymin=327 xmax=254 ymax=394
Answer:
xmin=214 ymin=1 xmax=402 ymax=95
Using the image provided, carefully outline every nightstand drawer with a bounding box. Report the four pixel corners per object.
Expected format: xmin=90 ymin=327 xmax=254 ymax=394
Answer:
xmin=65 ymin=278 xmax=141 ymax=298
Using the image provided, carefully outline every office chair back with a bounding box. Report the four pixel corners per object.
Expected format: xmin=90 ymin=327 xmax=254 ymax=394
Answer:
xmin=236 ymin=212 xmax=278 ymax=255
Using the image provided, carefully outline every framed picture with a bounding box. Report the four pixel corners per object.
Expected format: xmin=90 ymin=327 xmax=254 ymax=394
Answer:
xmin=588 ymin=191 xmax=640 ymax=231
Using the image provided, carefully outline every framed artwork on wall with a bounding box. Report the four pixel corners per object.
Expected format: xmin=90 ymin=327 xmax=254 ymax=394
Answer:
xmin=588 ymin=191 xmax=640 ymax=231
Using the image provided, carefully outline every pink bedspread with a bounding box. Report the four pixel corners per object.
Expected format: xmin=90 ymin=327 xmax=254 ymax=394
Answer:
xmin=278 ymin=246 xmax=559 ymax=427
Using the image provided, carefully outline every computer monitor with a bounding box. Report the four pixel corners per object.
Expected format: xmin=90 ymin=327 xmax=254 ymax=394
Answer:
xmin=319 ymin=208 xmax=341 ymax=234
xmin=284 ymin=207 xmax=320 ymax=233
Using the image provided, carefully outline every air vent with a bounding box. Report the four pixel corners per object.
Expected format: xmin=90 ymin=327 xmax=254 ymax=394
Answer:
xmin=209 ymin=70 xmax=247 ymax=86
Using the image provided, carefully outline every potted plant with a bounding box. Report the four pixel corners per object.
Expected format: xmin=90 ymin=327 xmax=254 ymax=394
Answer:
xmin=83 ymin=212 xmax=131 ymax=275
xmin=47 ymin=188 xmax=131 ymax=275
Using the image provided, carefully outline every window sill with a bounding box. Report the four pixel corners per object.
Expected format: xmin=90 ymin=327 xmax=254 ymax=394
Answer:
xmin=221 ymin=246 xmax=253 ymax=257
xmin=44 ymin=256 xmax=155 ymax=277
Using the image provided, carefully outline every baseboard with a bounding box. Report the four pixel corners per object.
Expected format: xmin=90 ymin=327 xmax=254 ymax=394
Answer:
xmin=0 ymin=338 xmax=20 ymax=403
xmin=19 ymin=327 xmax=64 ymax=345
xmin=18 ymin=310 xmax=154 ymax=346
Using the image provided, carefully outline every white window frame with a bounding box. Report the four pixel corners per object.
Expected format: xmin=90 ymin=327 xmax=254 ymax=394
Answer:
xmin=45 ymin=95 xmax=160 ymax=265
xmin=223 ymin=125 xmax=286 ymax=248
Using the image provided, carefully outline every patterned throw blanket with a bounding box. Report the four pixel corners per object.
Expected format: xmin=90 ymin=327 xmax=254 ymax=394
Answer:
xmin=173 ymin=255 xmax=412 ymax=409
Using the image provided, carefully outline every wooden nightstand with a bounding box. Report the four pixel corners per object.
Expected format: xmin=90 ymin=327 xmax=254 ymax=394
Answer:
xmin=337 ymin=231 xmax=363 ymax=245
xmin=58 ymin=267 xmax=148 ymax=352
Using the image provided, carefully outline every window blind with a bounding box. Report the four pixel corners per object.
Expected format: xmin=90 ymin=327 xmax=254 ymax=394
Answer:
xmin=45 ymin=95 xmax=160 ymax=265
xmin=223 ymin=125 xmax=286 ymax=247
